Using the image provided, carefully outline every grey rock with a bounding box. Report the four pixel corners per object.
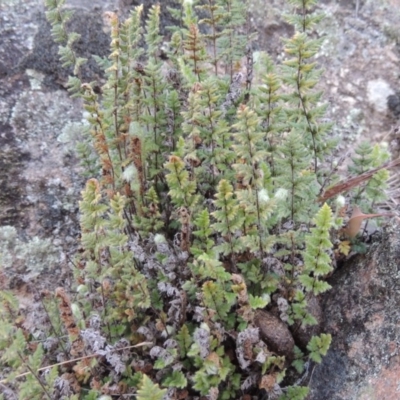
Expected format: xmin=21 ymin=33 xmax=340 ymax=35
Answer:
xmin=254 ymin=309 xmax=295 ymax=358
xmin=308 ymin=221 xmax=400 ymax=399
xmin=388 ymin=93 xmax=400 ymax=118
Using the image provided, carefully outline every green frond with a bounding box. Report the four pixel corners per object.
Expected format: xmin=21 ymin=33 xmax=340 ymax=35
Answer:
xmin=248 ymin=294 xmax=270 ymax=309
xmin=192 ymin=252 xmax=231 ymax=281
xmin=145 ymin=5 xmax=162 ymax=59
xmin=162 ymin=370 xmax=188 ymax=388
xmin=202 ymin=280 xmax=233 ymax=322
xmin=165 ymin=155 xmax=198 ymax=208
xmin=137 ymin=375 xmax=167 ymax=400
xmin=307 ymin=333 xmax=332 ymax=363
xmin=212 ymin=180 xmax=244 ymax=254
xmin=299 ymin=203 xmax=333 ymax=294
xmin=279 ymin=386 xmax=310 ymax=400
xmin=0 ymin=290 xmax=19 ymax=315
xmin=177 ymin=324 xmax=192 ymax=358
xmin=348 ymin=142 xmax=390 ymax=206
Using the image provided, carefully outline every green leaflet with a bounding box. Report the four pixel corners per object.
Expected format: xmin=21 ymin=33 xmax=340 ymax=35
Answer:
xmin=137 ymin=375 xmax=167 ymax=400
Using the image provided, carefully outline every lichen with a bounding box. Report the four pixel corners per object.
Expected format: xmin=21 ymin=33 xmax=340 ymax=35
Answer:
xmin=0 ymin=225 xmax=58 ymax=278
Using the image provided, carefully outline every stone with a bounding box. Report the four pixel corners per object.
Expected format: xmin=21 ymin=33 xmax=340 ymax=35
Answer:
xmin=308 ymin=220 xmax=400 ymax=399
xmin=366 ymin=78 xmax=395 ymax=113
xmin=254 ymin=309 xmax=295 ymax=358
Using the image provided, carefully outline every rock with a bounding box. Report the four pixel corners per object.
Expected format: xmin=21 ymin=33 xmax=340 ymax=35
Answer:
xmin=387 ymin=92 xmax=400 ymax=118
xmin=366 ymin=78 xmax=395 ymax=113
xmin=19 ymin=11 xmax=110 ymax=89
xmin=308 ymin=220 xmax=400 ymax=399
xmin=254 ymin=309 xmax=295 ymax=358
xmin=291 ymin=295 xmax=323 ymax=350
xmin=0 ymin=0 xmax=183 ymax=292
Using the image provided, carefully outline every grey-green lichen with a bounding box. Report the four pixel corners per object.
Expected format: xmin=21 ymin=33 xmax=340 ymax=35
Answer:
xmin=0 ymin=225 xmax=58 ymax=278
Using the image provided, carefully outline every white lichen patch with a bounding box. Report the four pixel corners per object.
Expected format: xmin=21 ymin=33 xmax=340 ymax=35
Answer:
xmin=26 ymin=69 xmax=45 ymax=90
xmin=366 ymin=78 xmax=395 ymax=113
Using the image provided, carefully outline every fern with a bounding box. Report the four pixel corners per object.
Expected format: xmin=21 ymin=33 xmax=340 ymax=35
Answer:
xmin=348 ymin=141 xmax=390 ymax=209
xmin=0 ymin=0 xmax=392 ymax=398
xmin=137 ymin=375 xmax=167 ymax=400
xmin=44 ymin=0 xmax=87 ymax=94
xmin=279 ymin=386 xmax=310 ymax=400
xmin=307 ymin=333 xmax=332 ymax=363
xmin=299 ymin=203 xmax=334 ymax=295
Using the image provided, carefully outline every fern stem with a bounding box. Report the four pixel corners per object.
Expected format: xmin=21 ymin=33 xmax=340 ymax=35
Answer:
xmin=207 ymin=0 xmax=219 ymax=76
xmin=100 ymin=284 xmax=112 ymax=342
xmin=36 ymin=289 xmax=68 ymax=356
xmin=113 ymin=67 xmax=123 ymax=162
xmin=16 ymin=351 xmax=52 ymax=400
xmin=295 ymin=51 xmax=318 ymax=173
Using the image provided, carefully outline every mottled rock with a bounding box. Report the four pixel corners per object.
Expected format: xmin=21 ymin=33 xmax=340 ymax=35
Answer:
xmin=254 ymin=309 xmax=295 ymax=358
xmin=0 ymin=0 xmax=180 ymax=294
xmin=308 ymin=220 xmax=400 ymax=399
xmin=388 ymin=92 xmax=400 ymax=118
xmin=366 ymin=78 xmax=394 ymax=113
xmin=19 ymin=11 xmax=110 ymax=89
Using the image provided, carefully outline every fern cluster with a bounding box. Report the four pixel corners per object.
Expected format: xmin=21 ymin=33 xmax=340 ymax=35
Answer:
xmin=0 ymin=0 xmax=391 ymax=399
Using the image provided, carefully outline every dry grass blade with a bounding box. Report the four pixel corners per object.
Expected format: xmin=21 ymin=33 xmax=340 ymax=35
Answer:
xmin=0 ymin=342 xmax=152 ymax=384
xmin=319 ymin=158 xmax=400 ymax=203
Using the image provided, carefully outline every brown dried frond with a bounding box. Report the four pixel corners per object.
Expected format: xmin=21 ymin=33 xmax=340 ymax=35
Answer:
xmin=100 ymin=381 xmax=123 ymax=396
xmin=55 ymin=287 xmax=84 ymax=357
xmin=185 ymin=24 xmax=201 ymax=55
xmin=72 ymin=357 xmax=93 ymax=383
xmin=130 ymin=136 xmax=145 ymax=196
xmin=90 ymin=377 xmax=102 ymax=391
xmin=103 ymin=11 xmax=119 ymax=32
xmin=259 ymin=373 xmax=278 ymax=391
xmin=169 ymin=155 xmax=181 ymax=164
xmin=231 ymin=274 xmax=249 ymax=306
xmin=61 ymin=372 xmax=81 ymax=394
xmin=179 ymin=207 xmax=191 ymax=252
xmin=184 ymin=24 xmax=206 ymax=76
xmin=191 ymin=82 xmax=202 ymax=93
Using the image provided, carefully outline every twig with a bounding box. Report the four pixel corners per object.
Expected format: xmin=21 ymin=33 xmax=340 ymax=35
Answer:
xmin=0 ymin=342 xmax=152 ymax=384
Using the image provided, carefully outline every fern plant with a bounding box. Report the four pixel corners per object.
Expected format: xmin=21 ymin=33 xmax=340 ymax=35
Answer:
xmin=0 ymin=0 xmax=392 ymax=399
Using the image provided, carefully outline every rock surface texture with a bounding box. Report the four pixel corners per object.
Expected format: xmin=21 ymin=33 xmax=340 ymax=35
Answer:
xmin=309 ymin=221 xmax=400 ymax=400
xmin=0 ymin=0 xmax=172 ymax=288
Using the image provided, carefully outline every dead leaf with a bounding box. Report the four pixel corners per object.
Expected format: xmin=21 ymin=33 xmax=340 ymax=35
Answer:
xmin=259 ymin=373 xmax=277 ymax=391
xmin=343 ymin=206 xmax=394 ymax=238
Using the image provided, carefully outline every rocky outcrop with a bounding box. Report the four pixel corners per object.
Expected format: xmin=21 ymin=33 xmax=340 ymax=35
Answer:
xmin=308 ymin=221 xmax=400 ymax=400
xmin=0 ymin=0 xmax=177 ymax=240
xmin=0 ymin=0 xmax=166 ymax=243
